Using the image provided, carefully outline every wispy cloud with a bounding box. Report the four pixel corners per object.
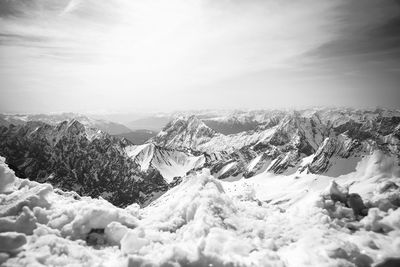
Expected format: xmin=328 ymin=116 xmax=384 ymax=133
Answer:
xmin=0 ymin=0 xmax=399 ymax=112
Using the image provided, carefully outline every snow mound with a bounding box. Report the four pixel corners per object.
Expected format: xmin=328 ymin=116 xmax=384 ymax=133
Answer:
xmin=1 ymin=155 xmax=400 ymax=266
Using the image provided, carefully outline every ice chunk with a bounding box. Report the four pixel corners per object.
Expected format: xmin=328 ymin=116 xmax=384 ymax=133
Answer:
xmin=324 ymin=180 xmax=348 ymax=203
xmin=380 ymin=208 xmax=400 ymax=231
xmin=5 ymin=234 xmax=122 ymax=266
xmin=377 ymin=181 xmax=399 ymax=194
xmin=61 ymin=200 xmax=139 ymax=239
xmin=0 ymin=206 xmax=37 ymax=234
xmin=0 ymin=182 xmax=52 ymax=217
xmin=125 ymin=203 xmax=140 ymax=217
xmin=346 ymin=193 xmax=367 ymax=217
xmin=0 ymin=253 xmax=9 ymax=265
xmin=0 ymin=232 xmax=26 ymax=252
xmin=120 ymin=228 xmax=149 ymax=254
xmin=33 ymin=224 xmax=61 ymax=237
xmin=361 ymin=208 xmax=389 ymax=232
xmin=105 ymin=221 xmax=129 ymax=246
xmin=0 ymin=157 xmax=16 ymax=193
xmin=326 ymin=241 xmax=373 ymax=267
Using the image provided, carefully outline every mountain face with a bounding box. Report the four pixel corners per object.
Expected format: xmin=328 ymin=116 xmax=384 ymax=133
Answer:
xmin=151 ymin=108 xmax=400 ymax=179
xmin=125 ymin=143 xmax=205 ymax=183
xmin=151 ymin=115 xmax=218 ymax=149
xmin=0 ymin=120 xmax=168 ymax=207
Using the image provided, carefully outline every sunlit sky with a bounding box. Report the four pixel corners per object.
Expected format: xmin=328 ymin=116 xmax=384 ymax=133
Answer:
xmin=1 ymin=0 xmax=400 ymax=113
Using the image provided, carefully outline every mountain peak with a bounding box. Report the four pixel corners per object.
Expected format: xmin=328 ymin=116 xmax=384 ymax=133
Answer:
xmin=55 ymin=119 xmax=86 ymax=135
xmin=151 ymin=115 xmax=217 ymax=149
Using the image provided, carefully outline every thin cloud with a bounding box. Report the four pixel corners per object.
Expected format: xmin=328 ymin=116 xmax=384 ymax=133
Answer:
xmin=0 ymin=0 xmax=399 ymax=112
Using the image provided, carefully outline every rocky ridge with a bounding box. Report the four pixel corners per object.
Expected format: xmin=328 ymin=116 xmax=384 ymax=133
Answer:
xmin=0 ymin=120 xmax=168 ymax=207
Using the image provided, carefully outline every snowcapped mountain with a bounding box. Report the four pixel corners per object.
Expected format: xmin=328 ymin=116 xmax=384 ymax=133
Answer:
xmin=0 ymin=120 xmax=168 ymax=207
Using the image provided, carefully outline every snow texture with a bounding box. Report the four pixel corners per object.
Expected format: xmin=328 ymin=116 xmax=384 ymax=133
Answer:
xmin=1 ymin=153 xmax=400 ymax=266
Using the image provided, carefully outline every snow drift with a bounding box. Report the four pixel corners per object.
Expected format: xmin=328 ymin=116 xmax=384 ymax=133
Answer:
xmin=1 ymin=154 xmax=400 ymax=266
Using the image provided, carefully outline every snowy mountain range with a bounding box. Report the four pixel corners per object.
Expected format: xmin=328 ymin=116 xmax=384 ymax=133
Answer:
xmin=1 ymin=108 xmax=400 ymax=266
xmin=150 ymin=108 xmax=400 ymax=179
xmin=1 ymin=108 xmax=399 ymax=206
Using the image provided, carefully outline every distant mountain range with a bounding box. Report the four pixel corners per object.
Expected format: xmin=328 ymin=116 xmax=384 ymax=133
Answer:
xmin=0 ymin=113 xmax=133 ymax=134
xmin=0 ymin=113 xmax=157 ymax=145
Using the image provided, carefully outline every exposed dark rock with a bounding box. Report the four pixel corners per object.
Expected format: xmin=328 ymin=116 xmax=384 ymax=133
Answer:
xmin=0 ymin=121 xmax=168 ymax=207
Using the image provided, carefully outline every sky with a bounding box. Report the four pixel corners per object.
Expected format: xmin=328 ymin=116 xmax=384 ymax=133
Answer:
xmin=1 ymin=0 xmax=400 ymax=113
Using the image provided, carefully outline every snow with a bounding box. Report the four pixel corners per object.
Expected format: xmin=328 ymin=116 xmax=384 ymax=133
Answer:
xmin=219 ymin=161 xmax=236 ymax=175
xmin=0 ymin=206 xmax=37 ymax=235
xmin=105 ymin=222 xmax=129 ymax=246
xmin=1 ymin=153 xmax=400 ymax=266
xmin=299 ymin=154 xmax=314 ymax=166
xmin=0 ymin=158 xmax=16 ymax=193
xmin=247 ymin=154 xmax=262 ymax=172
xmin=152 ymin=150 xmax=205 ymax=183
xmin=125 ymin=144 xmax=150 ymax=160
xmin=0 ymin=232 xmax=27 ymax=252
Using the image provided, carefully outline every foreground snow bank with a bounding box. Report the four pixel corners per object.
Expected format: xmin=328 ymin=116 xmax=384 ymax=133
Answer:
xmin=1 ymin=154 xmax=400 ymax=266
xmin=0 ymin=156 xmax=136 ymax=266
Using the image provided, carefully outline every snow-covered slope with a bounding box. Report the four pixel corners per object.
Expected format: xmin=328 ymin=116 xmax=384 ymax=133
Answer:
xmin=1 ymin=151 xmax=400 ymax=266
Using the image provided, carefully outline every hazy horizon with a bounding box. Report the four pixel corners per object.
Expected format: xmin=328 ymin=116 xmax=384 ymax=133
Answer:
xmin=1 ymin=0 xmax=400 ymax=113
